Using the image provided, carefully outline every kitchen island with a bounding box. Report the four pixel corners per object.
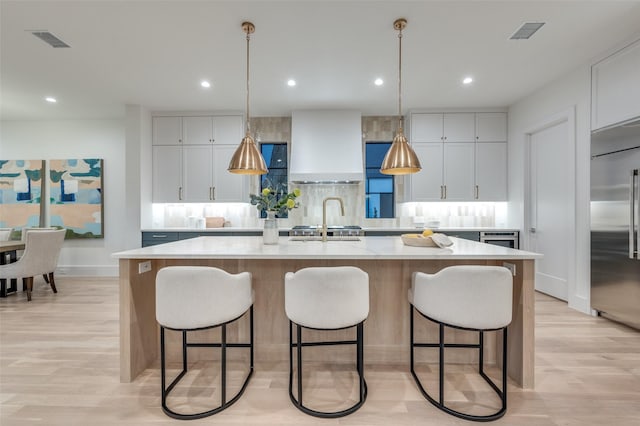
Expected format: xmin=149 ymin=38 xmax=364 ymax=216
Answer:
xmin=113 ymin=236 xmax=541 ymax=388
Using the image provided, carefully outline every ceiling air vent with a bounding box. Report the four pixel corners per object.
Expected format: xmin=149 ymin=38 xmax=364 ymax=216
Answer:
xmin=509 ymin=22 xmax=545 ymax=40
xmin=31 ymin=31 xmax=70 ymax=48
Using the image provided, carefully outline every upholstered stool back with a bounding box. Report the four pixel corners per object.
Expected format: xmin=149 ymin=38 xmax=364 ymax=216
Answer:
xmin=412 ymin=265 xmax=512 ymax=330
xmin=285 ymin=266 xmax=369 ymax=330
xmin=156 ymin=266 xmax=253 ymax=330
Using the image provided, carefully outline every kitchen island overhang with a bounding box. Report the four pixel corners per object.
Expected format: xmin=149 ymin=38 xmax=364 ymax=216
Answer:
xmin=113 ymin=236 xmax=541 ymax=388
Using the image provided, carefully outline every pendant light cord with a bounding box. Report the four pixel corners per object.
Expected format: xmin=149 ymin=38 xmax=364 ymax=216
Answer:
xmin=245 ymin=32 xmax=251 ymax=135
xmin=397 ymin=25 xmax=403 ymax=133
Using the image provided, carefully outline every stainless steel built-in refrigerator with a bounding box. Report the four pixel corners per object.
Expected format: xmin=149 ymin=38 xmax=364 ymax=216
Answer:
xmin=591 ymin=124 xmax=640 ymax=330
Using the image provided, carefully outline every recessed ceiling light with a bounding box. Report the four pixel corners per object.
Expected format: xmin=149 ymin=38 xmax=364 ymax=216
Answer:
xmin=374 ymin=78 xmax=384 ymax=86
xmin=200 ymin=80 xmax=211 ymax=88
xmin=45 ymin=97 xmax=57 ymax=103
xmin=463 ymin=77 xmax=473 ymax=85
xmin=287 ymin=79 xmax=296 ymax=87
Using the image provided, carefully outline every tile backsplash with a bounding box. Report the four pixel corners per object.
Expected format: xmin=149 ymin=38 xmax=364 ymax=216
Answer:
xmin=152 ymin=196 xmax=507 ymax=229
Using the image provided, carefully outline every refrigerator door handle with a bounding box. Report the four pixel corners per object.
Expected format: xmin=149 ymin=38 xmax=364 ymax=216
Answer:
xmin=632 ymin=169 xmax=639 ymax=260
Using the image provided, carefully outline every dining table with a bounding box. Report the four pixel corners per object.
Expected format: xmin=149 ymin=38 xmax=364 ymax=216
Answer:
xmin=0 ymin=240 xmax=25 ymax=297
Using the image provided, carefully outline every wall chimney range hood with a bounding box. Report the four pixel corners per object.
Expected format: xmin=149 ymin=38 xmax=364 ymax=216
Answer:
xmin=289 ymin=110 xmax=364 ymax=183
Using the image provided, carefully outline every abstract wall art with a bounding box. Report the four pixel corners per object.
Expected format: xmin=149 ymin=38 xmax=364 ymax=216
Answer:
xmin=0 ymin=160 xmax=44 ymax=237
xmin=49 ymin=159 xmax=104 ymax=239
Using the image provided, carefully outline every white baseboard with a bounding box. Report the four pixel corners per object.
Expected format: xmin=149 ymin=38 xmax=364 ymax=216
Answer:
xmin=55 ymin=265 xmax=119 ymax=277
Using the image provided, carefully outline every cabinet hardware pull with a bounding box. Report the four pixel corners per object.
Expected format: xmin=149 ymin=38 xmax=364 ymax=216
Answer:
xmin=444 ymin=185 xmax=447 ymax=199
xmin=475 ymin=185 xmax=479 ymax=199
xmin=178 ymin=139 xmax=182 ymax=143
xmin=179 ymin=187 xmax=183 ymax=200
xmin=212 ymin=187 xmax=215 ymax=200
xmin=152 ymin=234 xmax=167 ymax=238
xmin=440 ymin=185 xmax=444 ymax=199
xmin=209 ymin=187 xmax=213 ymax=200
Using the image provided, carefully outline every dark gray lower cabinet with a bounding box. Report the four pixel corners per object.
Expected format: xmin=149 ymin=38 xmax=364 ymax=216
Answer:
xmin=142 ymin=230 xmax=483 ymax=247
xmin=141 ymin=230 xmax=284 ymax=247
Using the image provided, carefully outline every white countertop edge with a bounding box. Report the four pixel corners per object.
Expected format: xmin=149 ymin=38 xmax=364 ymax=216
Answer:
xmin=114 ymin=236 xmax=541 ymax=260
xmin=141 ymin=227 xmax=521 ymax=232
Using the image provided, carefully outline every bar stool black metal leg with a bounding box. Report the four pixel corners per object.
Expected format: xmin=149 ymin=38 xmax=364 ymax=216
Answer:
xmin=439 ymin=323 xmax=444 ymax=405
xmin=297 ymin=324 xmax=303 ymax=406
xmin=221 ymin=323 xmax=227 ymax=406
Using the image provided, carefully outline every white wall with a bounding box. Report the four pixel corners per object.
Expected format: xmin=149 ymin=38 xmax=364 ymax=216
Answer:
xmin=1 ymin=119 xmax=126 ymax=276
xmin=508 ymin=65 xmax=592 ymax=314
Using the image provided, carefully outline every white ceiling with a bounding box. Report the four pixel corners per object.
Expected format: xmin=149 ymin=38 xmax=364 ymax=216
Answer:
xmin=2 ymin=0 xmax=640 ymax=120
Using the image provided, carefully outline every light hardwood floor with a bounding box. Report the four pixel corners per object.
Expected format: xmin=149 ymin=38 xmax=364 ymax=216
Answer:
xmin=1 ymin=277 xmax=639 ymax=425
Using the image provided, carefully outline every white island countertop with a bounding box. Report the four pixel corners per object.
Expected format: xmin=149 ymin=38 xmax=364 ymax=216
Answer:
xmin=113 ymin=236 xmax=541 ymax=260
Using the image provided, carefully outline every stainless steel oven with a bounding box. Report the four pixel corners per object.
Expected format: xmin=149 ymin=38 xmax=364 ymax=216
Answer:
xmin=479 ymin=231 xmax=519 ymax=249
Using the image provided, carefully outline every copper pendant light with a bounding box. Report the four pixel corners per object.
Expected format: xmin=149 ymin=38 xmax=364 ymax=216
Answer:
xmin=380 ymin=18 xmax=422 ymax=175
xmin=228 ymin=21 xmax=268 ymax=175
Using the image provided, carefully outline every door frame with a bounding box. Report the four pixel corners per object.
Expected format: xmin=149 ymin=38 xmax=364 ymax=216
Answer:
xmin=523 ymin=107 xmax=577 ymax=304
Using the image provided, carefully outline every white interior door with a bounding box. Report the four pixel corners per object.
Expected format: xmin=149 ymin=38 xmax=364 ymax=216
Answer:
xmin=529 ymin=120 xmax=570 ymax=301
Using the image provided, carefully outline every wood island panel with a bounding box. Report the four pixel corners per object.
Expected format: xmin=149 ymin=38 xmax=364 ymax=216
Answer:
xmin=119 ymin=255 xmax=535 ymax=388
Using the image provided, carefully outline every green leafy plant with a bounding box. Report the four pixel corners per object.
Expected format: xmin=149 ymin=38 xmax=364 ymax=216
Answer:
xmin=250 ymin=184 xmax=301 ymax=217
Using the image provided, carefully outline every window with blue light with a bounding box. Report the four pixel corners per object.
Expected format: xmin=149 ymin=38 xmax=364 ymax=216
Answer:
xmin=260 ymin=143 xmax=288 ymax=218
xmin=365 ymin=142 xmax=395 ymax=218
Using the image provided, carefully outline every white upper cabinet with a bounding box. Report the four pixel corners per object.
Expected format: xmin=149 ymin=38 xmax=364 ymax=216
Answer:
xmin=152 ymin=116 xmax=182 ymax=145
xmin=213 ymin=115 xmax=244 ymax=145
xmin=443 ymin=113 xmax=475 ymax=142
xmin=476 ymin=113 xmax=507 ymax=142
xmin=212 ymin=145 xmax=247 ymax=202
xmin=182 ymin=116 xmax=213 ymax=145
xmin=410 ymin=143 xmax=444 ymax=200
xmin=182 ymin=145 xmax=214 ymax=201
xmin=475 ymin=142 xmax=507 ymax=201
xmin=443 ymin=143 xmax=476 ymax=200
xmin=411 ymin=113 xmax=443 ymax=142
xmin=411 ymin=113 xmax=475 ymax=142
xmin=592 ymin=38 xmax=640 ymax=131
xmin=152 ymin=114 xmax=247 ymax=202
xmin=152 ymin=145 xmax=183 ymax=202
xmin=408 ymin=111 xmax=507 ymax=201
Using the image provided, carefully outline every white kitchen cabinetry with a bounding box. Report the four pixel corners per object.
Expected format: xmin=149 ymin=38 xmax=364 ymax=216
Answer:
xmin=592 ymin=38 xmax=640 ymax=131
xmin=212 ymin=145 xmax=246 ymax=202
xmin=153 ymin=145 xmax=183 ymax=202
xmin=475 ymin=142 xmax=507 ymax=201
xmin=475 ymin=113 xmax=507 ymax=142
xmin=410 ymin=143 xmax=444 ymax=200
xmin=411 ymin=113 xmax=475 ymax=142
xmin=443 ymin=143 xmax=476 ymax=200
xmin=152 ymin=114 xmax=246 ymax=202
xmin=408 ymin=111 xmax=507 ymax=201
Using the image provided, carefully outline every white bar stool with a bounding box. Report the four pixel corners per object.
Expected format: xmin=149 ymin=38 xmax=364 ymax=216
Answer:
xmin=285 ymin=266 xmax=369 ymax=418
xmin=409 ymin=265 xmax=513 ymax=421
xmin=155 ymin=266 xmax=254 ymax=420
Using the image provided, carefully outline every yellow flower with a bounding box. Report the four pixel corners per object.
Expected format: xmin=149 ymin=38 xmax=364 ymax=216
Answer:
xmin=286 ymin=199 xmax=295 ymax=209
xmin=262 ymin=188 xmax=271 ymax=196
xmin=293 ymin=188 xmax=301 ymax=197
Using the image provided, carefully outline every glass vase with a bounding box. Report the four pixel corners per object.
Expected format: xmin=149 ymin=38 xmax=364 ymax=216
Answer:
xmin=263 ymin=211 xmax=279 ymax=245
